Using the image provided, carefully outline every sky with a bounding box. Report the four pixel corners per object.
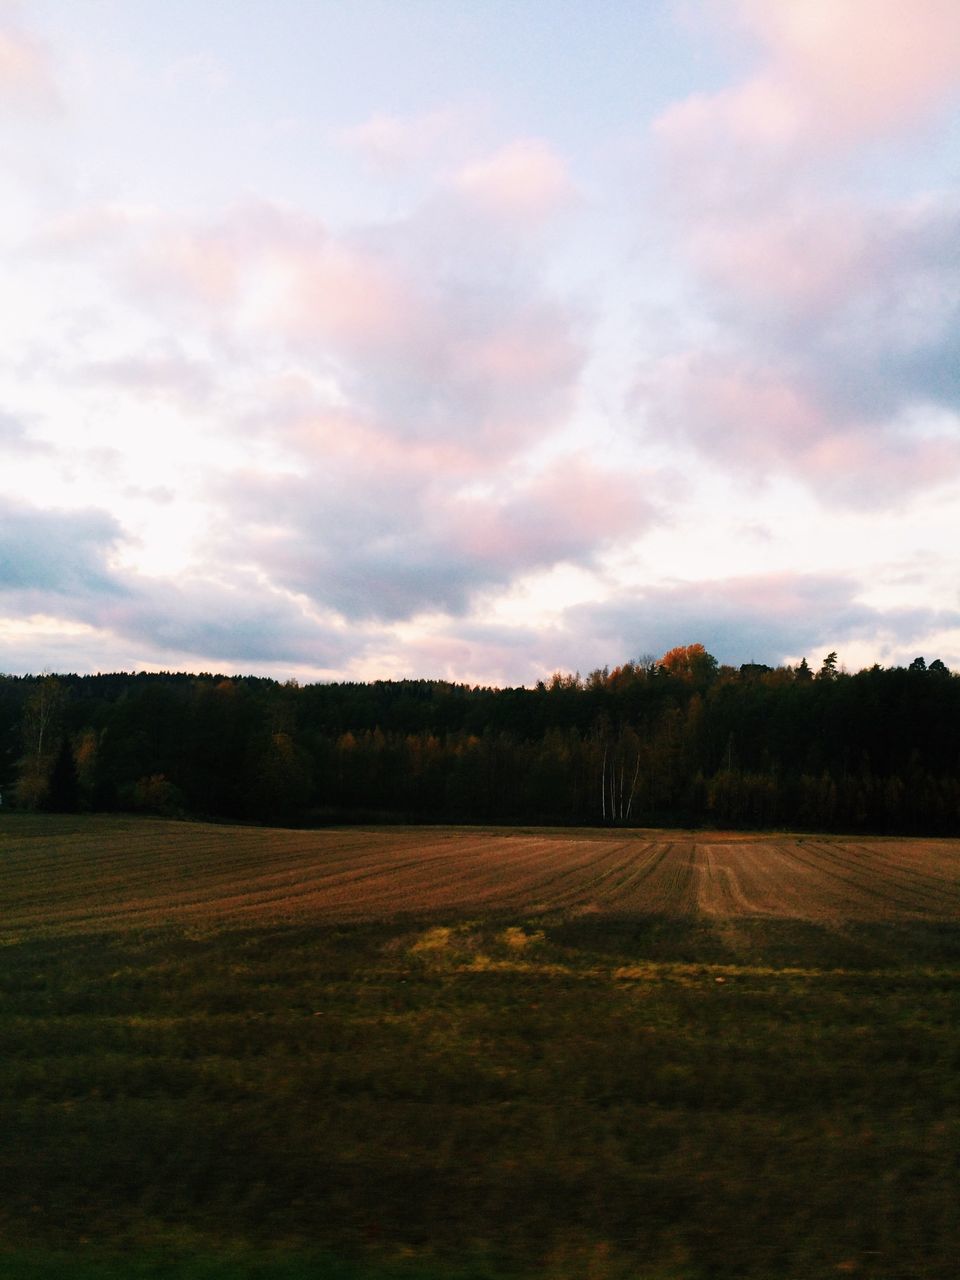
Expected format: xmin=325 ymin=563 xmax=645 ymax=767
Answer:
xmin=1 ymin=0 xmax=959 ymax=685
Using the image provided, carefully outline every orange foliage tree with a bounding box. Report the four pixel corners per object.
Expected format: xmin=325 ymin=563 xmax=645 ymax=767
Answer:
xmin=658 ymin=643 xmax=718 ymax=685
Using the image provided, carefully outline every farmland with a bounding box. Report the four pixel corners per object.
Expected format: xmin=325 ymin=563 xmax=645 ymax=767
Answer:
xmin=2 ymin=816 xmax=960 ymax=1279
xmin=5 ymin=816 xmax=960 ymax=932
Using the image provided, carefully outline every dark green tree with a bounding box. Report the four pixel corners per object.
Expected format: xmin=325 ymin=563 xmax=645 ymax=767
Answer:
xmin=47 ymin=738 xmax=80 ymax=813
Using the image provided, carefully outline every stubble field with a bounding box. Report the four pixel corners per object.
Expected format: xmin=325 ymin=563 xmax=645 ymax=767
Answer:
xmin=2 ymin=815 xmax=960 ymax=1280
xmin=5 ymin=815 xmax=960 ymax=931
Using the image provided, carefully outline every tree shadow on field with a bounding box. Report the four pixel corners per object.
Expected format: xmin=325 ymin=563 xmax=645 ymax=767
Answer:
xmin=544 ymin=913 xmax=960 ymax=971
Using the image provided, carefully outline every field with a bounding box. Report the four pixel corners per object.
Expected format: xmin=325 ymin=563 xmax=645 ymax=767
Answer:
xmin=2 ymin=815 xmax=960 ymax=1280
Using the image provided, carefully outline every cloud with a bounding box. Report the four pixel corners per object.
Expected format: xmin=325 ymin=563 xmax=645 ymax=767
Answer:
xmin=0 ymin=411 xmax=51 ymax=455
xmin=734 ymin=0 xmax=960 ymax=143
xmin=638 ymin=197 xmax=960 ymax=501
xmin=454 ymin=139 xmax=576 ymax=222
xmin=31 ymin=203 xmax=157 ymax=256
xmin=0 ymin=502 xmax=126 ymax=598
xmin=15 ymin=170 xmax=616 ymax=645
xmin=639 ymin=4 xmax=960 ymax=506
xmin=214 ymin=448 xmax=659 ymax=624
xmin=104 ymin=194 xmax=586 ymax=458
xmin=353 ymin=617 xmax=559 ymax=687
xmin=335 ymin=106 xmax=468 ymax=172
xmin=659 ymin=0 xmax=960 ymax=165
xmin=0 ymin=499 xmax=350 ymax=670
xmin=72 ymin=345 xmax=216 ymax=406
xmin=347 ymin=567 xmax=960 ymax=685
xmin=562 ymin=572 xmax=960 ymax=669
xmin=442 ymin=456 xmax=656 ymax=568
xmin=96 ymin=577 xmax=348 ymax=667
xmin=130 ymin=221 xmax=244 ymax=309
xmin=0 ymin=17 xmax=59 ymax=113
xmin=638 ymin=351 xmax=960 ymax=504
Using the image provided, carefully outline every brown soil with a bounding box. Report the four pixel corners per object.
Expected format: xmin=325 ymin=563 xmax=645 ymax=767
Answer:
xmin=3 ymin=816 xmax=960 ymax=932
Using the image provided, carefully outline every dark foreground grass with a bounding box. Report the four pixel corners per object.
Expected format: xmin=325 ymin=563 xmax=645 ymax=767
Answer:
xmin=2 ymin=913 xmax=959 ymax=1280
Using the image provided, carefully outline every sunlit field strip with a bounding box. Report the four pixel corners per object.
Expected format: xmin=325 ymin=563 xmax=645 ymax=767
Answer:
xmin=0 ymin=824 xmax=386 ymax=899
xmin=701 ymin=839 xmax=960 ymax=921
xmin=584 ymin=841 xmax=664 ymax=916
xmin=3 ymin=842 xmax=471 ymax=928
xmin=608 ymin=840 xmax=697 ymax=917
xmin=1 ymin=827 xmax=665 ymax=927
xmin=566 ymin=841 xmax=661 ymax=908
xmin=484 ymin=838 xmax=655 ymax=913
xmin=782 ymin=839 xmax=960 ymax=917
xmin=756 ymin=840 xmax=910 ymax=919
xmin=695 ymin=843 xmax=748 ymax=916
xmin=815 ymin=838 xmax=959 ymax=914
xmin=840 ymin=839 xmax=960 ymax=902
xmin=695 ymin=841 xmax=843 ymax=918
xmin=288 ymin=836 xmax=640 ymax=919
xmin=5 ymin=818 xmax=960 ymax=932
xmin=206 ymin=835 xmax=615 ymax=918
xmin=2 ymin=825 xmax=630 ymax=928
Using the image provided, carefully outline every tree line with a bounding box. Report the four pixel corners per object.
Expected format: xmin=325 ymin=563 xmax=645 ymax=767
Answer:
xmin=2 ymin=644 xmax=959 ymax=834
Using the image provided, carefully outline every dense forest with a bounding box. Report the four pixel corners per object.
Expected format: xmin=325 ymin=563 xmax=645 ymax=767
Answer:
xmin=2 ymin=644 xmax=959 ymax=834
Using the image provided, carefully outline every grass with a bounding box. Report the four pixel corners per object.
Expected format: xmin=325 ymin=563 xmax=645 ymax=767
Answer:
xmin=2 ymin=818 xmax=960 ymax=1278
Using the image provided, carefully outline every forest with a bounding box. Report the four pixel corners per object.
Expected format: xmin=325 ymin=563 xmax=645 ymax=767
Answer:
xmin=2 ymin=644 xmax=959 ymax=834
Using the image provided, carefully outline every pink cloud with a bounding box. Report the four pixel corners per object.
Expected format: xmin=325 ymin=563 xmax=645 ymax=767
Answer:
xmin=640 ymin=353 xmax=851 ymax=486
xmin=211 ymin=439 xmax=663 ymax=625
xmin=685 ymin=206 xmax=872 ymax=311
xmin=446 ymin=456 xmax=655 ymax=567
xmin=250 ymin=227 xmax=585 ymax=454
xmin=660 ymin=0 xmax=960 ymax=162
xmin=645 ymin=354 xmax=824 ymax=462
xmin=335 ymin=107 xmax=467 ymax=172
xmin=0 ymin=21 xmax=58 ymax=111
xmin=640 ymin=351 xmax=960 ymax=504
xmin=73 ymin=345 xmax=215 ymax=405
xmin=133 ymin=225 xmax=242 ymax=307
xmin=267 ymin=239 xmax=418 ymax=349
xmin=454 ymin=311 xmax=578 ymax=386
xmin=32 ymin=203 xmax=155 ymax=254
xmin=643 ymin=5 xmax=960 ymax=506
xmin=735 ymin=0 xmax=960 ymax=140
xmin=247 ymin=391 xmax=483 ymax=483
xmin=454 ymin=139 xmax=576 ymax=222
xmin=95 ymin=195 xmax=584 ymax=457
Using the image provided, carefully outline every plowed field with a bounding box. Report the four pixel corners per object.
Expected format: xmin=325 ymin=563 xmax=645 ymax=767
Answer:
xmin=4 ymin=815 xmax=960 ymax=930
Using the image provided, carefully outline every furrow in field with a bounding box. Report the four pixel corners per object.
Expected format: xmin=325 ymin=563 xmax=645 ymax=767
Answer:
xmin=459 ymin=838 xmax=642 ymax=914
xmin=339 ymin=836 xmax=633 ymax=917
xmin=791 ymin=839 xmax=959 ymax=917
xmin=694 ymin=841 xmax=830 ymax=918
xmin=604 ymin=841 xmax=697 ymax=915
xmin=2 ymin=830 xmax=616 ymax=928
xmin=832 ymin=839 xmax=960 ymax=908
xmin=583 ymin=841 xmax=663 ymax=907
xmin=599 ymin=841 xmax=677 ymax=912
xmin=768 ymin=839 xmax=947 ymax=919
xmin=4 ymin=837 xmax=454 ymax=927
xmin=5 ymin=819 xmax=960 ymax=930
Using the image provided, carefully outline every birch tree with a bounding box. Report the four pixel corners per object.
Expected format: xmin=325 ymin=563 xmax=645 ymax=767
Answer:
xmin=18 ymin=675 xmax=67 ymax=808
